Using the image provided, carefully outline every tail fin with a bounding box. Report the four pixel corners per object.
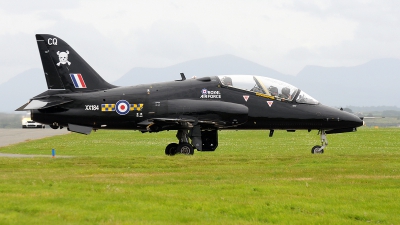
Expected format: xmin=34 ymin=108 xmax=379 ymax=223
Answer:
xmin=35 ymin=34 xmax=116 ymax=91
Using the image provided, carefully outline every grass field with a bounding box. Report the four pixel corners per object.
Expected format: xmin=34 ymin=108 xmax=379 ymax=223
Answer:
xmin=0 ymin=128 xmax=399 ymax=224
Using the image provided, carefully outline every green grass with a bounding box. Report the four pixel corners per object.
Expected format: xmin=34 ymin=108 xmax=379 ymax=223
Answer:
xmin=0 ymin=128 xmax=399 ymax=224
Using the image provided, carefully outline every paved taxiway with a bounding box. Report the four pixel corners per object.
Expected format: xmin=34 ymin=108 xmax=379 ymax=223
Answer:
xmin=0 ymin=128 xmax=70 ymax=148
xmin=0 ymin=128 xmax=70 ymax=157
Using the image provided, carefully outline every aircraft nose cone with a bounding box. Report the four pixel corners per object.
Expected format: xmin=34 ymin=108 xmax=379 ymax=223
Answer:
xmin=327 ymin=109 xmax=364 ymax=128
xmin=317 ymin=104 xmax=364 ymax=129
xmin=342 ymin=112 xmax=364 ymax=128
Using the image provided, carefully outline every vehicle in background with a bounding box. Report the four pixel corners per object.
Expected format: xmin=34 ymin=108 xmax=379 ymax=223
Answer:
xmin=22 ymin=117 xmax=45 ymax=128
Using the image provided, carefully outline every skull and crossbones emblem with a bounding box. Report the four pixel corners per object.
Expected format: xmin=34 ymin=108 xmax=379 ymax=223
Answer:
xmin=56 ymin=50 xmax=71 ymax=66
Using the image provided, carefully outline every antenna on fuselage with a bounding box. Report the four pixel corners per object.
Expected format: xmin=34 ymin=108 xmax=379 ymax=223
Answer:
xmin=180 ymin=73 xmax=186 ymax=81
xmin=176 ymin=73 xmax=186 ymax=81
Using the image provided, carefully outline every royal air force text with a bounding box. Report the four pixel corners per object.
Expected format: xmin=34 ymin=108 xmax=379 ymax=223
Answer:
xmin=200 ymin=91 xmax=221 ymax=99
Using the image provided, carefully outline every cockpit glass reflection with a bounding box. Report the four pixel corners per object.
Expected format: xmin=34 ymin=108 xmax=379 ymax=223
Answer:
xmin=218 ymin=75 xmax=319 ymax=105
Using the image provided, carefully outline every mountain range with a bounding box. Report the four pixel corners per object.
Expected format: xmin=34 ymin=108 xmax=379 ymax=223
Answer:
xmin=1 ymin=55 xmax=399 ymax=113
xmin=115 ymin=55 xmax=291 ymax=85
xmin=292 ymin=58 xmax=400 ymax=107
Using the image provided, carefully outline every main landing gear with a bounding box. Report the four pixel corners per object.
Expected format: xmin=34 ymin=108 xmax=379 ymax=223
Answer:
xmin=312 ymin=130 xmax=327 ymax=154
xmin=50 ymin=122 xmax=63 ymax=130
xmin=165 ymin=130 xmax=194 ymax=156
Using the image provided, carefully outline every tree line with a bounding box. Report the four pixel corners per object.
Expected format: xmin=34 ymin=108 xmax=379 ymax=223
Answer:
xmin=0 ymin=113 xmax=24 ymax=128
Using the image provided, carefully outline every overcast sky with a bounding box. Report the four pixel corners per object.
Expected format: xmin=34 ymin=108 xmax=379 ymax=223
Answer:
xmin=1 ymin=0 xmax=400 ymax=84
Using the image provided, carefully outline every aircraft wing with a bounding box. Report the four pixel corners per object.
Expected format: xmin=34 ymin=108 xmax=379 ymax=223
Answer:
xmin=138 ymin=117 xmax=220 ymax=132
xmin=150 ymin=117 xmax=219 ymax=126
xmin=137 ymin=99 xmax=248 ymax=132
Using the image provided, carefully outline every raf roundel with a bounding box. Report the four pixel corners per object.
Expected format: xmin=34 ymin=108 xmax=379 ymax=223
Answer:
xmin=115 ymin=100 xmax=130 ymax=115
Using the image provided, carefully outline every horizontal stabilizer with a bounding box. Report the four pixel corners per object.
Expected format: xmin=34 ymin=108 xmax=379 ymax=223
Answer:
xmin=15 ymin=102 xmax=30 ymax=111
xmin=24 ymin=100 xmax=48 ymax=109
xmin=16 ymin=99 xmax=73 ymax=111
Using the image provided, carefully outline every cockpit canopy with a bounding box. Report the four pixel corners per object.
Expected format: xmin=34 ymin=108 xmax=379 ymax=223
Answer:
xmin=217 ymin=75 xmax=319 ymax=105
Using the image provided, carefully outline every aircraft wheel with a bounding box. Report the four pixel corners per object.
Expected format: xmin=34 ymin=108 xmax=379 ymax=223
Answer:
xmin=165 ymin=143 xmax=178 ymax=156
xmin=311 ymin=145 xmax=324 ymax=154
xmin=177 ymin=143 xmax=194 ymax=155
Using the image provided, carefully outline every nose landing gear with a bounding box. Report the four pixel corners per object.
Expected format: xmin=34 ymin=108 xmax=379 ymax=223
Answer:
xmin=312 ymin=130 xmax=327 ymax=154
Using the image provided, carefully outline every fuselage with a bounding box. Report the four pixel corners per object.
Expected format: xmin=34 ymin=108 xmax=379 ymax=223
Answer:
xmin=31 ymin=76 xmax=363 ymax=131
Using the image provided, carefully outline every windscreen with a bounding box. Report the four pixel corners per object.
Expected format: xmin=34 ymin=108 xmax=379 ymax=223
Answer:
xmin=295 ymin=91 xmax=319 ymax=104
xmin=218 ymin=75 xmax=319 ymax=104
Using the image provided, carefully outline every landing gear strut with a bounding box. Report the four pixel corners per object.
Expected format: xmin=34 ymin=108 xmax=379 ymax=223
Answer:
xmin=165 ymin=129 xmax=194 ymax=156
xmin=312 ymin=130 xmax=327 ymax=154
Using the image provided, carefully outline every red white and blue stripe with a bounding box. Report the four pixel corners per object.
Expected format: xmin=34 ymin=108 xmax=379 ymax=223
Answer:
xmin=70 ymin=73 xmax=87 ymax=88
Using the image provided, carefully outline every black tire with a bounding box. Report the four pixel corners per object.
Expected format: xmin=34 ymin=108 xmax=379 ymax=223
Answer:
xmin=177 ymin=143 xmax=194 ymax=155
xmin=311 ymin=145 xmax=324 ymax=154
xmin=165 ymin=143 xmax=178 ymax=156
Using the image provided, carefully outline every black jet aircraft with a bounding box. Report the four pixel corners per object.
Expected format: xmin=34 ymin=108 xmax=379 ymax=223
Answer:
xmin=17 ymin=34 xmax=364 ymax=155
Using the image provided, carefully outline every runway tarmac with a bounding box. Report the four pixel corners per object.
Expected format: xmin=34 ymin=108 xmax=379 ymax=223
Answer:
xmin=0 ymin=128 xmax=70 ymax=148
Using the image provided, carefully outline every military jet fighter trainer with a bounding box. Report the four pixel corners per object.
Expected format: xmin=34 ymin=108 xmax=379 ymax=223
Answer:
xmin=17 ymin=34 xmax=363 ymax=155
